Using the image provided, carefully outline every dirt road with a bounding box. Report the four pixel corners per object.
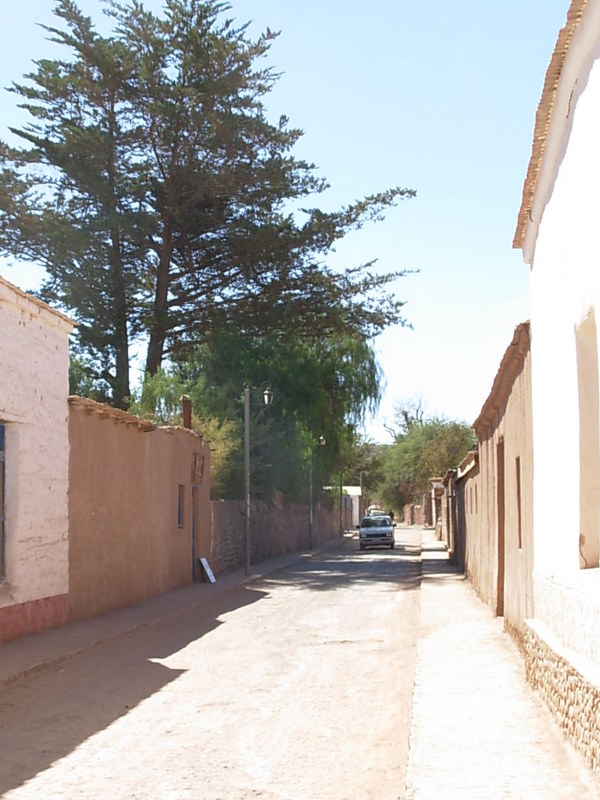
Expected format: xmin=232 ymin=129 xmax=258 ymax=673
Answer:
xmin=0 ymin=530 xmax=422 ymax=799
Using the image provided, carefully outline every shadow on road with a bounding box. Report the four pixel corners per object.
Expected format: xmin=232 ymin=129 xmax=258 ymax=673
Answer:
xmin=256 ymin=530 xmax=465 ymax=596
xmin=0 ymin=584 xmax=267 ymax=797
xmin=0 ymin=528 xmax=465 ymax=795
xmin=253 ymin=533 xmax=423 ymax=594
xmin=420 ymin=531 xmax=466 ymax=583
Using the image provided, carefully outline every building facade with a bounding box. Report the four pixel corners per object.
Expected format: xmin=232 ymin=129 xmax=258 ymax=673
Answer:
xmin=472 ymin=323 xmax=534 ymax=634
xmin=514 ymin=0 xmax=600 ymax=770
xmin=0 ymin=277 xmax=75 ymax=641
xmin=68 ymin=397 xmax=212 ymax=622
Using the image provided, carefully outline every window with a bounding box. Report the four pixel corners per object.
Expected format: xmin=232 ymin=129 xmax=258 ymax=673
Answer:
xmin=177 ymin=484 xmax=185 ymax=528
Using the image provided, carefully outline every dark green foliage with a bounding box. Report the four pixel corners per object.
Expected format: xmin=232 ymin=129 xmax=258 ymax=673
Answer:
xmin=69 ymin=354 xmax=113 ymax=403
xmin=377 ymin=403 xmax=476 ymax=511
xmin=173 ymin=330 xmax=384 ymax=500
xmin=339 ymin=437 xmax=386 ymax=500
xmin=0 ymin=0 xmax=414 ymax=409
xmin=125 ymin=327 xmax=383 ymax=501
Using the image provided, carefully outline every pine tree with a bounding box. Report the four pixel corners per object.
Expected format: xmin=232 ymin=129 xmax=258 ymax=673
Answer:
xmin=0 ymin=0 xmax=414 ymax=408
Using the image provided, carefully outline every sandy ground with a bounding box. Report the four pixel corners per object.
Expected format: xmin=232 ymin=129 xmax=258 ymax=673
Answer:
xmin=0 ymin=531 xmax=422 ymax=799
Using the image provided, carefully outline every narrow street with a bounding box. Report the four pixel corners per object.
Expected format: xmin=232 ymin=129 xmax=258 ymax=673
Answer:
xmin=1 ymin=528 xmax=597 ymax=799
xmin=0 ymin=530 xmax=422 ymax=800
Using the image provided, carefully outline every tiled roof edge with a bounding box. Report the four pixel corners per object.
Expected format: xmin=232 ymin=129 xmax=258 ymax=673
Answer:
xmin=473 ymin=322 xmax=530 ymax=434
xmin=513 ymin=0 xmax=590 ymax=250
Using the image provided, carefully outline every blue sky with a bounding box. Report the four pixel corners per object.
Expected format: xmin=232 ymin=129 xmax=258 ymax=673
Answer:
xmin=0 ymin=1 xmax=570 ymax=441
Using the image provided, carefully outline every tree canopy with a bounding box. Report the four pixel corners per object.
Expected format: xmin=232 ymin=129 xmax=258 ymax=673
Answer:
xmin=376 ymin=401 xmax=476 ymax=512
xmin=0 ymin=0 xmax=414 ymax=408
xmin=124 ymin=328 xmax=384 ymax=501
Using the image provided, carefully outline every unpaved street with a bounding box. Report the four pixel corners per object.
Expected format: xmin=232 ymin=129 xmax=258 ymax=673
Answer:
xmin=0 ymin=530 xmax=421 ymax=799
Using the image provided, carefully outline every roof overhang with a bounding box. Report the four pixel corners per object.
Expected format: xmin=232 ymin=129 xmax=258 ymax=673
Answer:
xmin=513 ymin=0 xmax=591 ymax=260
xmin=473 ymin=322 xmax=530 ymax=435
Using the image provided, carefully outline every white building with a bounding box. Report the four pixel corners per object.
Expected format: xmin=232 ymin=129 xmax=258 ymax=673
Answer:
xmin=514 ymin=0 xmax=600 ymax=772
xmin=0 ymin=277 xmax=75 ymax=642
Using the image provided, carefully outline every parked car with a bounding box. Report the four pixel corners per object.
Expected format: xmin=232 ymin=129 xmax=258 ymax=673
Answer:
xmin=367 ymin=505 xmax=385 ymax=516
xmin=358 ymin=515 xmax=395 ymax=551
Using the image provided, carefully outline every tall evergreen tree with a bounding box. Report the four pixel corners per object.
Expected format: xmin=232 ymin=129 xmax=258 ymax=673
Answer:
xmin=0 ymin=0 xmax=414 ymax=408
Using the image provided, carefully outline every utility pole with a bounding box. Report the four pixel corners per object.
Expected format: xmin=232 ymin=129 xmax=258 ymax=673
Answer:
xmin=244 ymin=386 xmax=251 ymax=576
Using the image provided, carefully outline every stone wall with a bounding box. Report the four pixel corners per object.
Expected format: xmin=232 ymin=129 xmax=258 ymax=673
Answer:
xmin=210 ymin=498 xmax=339 ymax=576
xmin=524 ymin=620 xmax=600 ymax=777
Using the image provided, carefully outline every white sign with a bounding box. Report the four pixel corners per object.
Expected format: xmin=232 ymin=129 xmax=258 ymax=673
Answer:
xmin=199 ymin=557 xmax=216 ymax=583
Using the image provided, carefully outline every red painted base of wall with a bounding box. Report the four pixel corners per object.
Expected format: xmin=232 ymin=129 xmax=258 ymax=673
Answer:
xmin=0 ymin=594 xmax=69 ymax=643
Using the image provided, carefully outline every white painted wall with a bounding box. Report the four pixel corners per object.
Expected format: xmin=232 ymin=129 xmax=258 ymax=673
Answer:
xmin=0 ymin=277 xmax=74 ymax=607
xmin=523 ymin=0 xmax=600 ymax=661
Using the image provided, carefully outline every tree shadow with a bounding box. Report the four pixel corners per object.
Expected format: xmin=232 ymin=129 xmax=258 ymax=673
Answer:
xmin=0 ymin=584 xmax=266 ymax=796
xmin=0 ymin=531 xmax=445 ymax=794
xmin=253 ymin=535 xmax=423 ymax=594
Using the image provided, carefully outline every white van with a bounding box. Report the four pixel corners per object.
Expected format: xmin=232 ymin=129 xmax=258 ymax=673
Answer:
xmin=358 ymin=515 xmax=395 ymax=551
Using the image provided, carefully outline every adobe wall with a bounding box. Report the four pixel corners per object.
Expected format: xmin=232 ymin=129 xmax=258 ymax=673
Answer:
xmin=440 ymin=485 xmax=451 ymax=547
xmin=423 ymin=494 xmax=432 ymax=527
xmin=453 ymin=467 xmax=479 ymax=574
xmin=0 ymin=279 xmax=74 ymax=642
xmin=472 ymin=434 xmax=501 ymax=610
xmin=210 ymin=499 xmax=339 ymax=575
xmin=402 ymin=497 xmax=428 ymax=527
xmin=472 ymin=324 xmax=533 ymax=631
xmin=68 ymin=398 xmax=211 ymax=622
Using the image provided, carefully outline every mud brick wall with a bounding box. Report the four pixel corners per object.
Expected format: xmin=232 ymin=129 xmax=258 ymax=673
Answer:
xmin=402 ymin=503 xmax=425 ymax=526
xmin=524 ymin=621 xmax=600 ymax=777
xmin=423 ymin=494 xmax=433 ymax=527
xmin=68 ymin=400 xmax=211 ymax=622
xmin=210 ymin=499 xmax=338 ymax=576
xmin=413 ymin=505 xmax=425 ymax=526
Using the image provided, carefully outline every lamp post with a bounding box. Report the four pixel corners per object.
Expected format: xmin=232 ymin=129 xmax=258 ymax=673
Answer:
xmin=309 ymin=435 xmax=326 ymax=550
xmin=244 ymin=386 xmax=274 ymax=576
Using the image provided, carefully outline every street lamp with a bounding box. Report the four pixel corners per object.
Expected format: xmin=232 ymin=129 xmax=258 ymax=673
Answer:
xmin=262 ymin=386 xmax=274 ymax=407
xmin=244 ymin=385 xmax=274 ymax=576
xmin=309 ymin=435 xmax=326 ymax=550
